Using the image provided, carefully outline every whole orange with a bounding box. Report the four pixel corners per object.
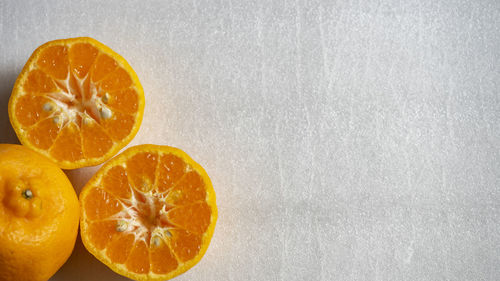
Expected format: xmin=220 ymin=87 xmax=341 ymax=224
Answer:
xmin=0 ymin=144 xmax=80 ymax=281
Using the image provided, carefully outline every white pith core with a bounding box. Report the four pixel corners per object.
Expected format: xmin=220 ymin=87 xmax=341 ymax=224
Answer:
xmin=102 ymin=163 xmax=197 ymax=248
xmin=41 ymin=69 xmax=113 ymax=128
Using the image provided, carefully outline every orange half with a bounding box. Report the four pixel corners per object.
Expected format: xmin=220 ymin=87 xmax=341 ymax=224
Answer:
xmin=79 ymin=144 xmax=217 ymax=280
xmin=8 ymin=37 xmax=145 ymax=169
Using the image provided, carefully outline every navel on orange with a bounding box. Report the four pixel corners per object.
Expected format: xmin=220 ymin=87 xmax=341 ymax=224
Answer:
xmin=80 ymin=144 xmax=217 ymax=281
xmin=0 ymin=144 xmax=80 ymax=281
xmin=8 ymin=37 xmax=145 ymax=169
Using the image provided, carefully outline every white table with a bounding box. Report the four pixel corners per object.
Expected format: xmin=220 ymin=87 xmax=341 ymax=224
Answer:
xmin=0 ymin=1 xmax=498 ymax=280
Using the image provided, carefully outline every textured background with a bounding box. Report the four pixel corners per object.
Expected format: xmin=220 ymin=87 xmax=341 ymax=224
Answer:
xmin=0 ymin=0 xmax=499 ymax=280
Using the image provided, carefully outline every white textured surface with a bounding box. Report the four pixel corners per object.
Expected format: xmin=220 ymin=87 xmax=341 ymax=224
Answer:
xmin=1 ymin=0 xmax=499 ymax=280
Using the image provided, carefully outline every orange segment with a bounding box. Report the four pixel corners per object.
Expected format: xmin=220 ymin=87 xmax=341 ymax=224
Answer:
xmin=87 ymin=220 xmax=118 ymax=250
xmin=106 ymin=233 xmax=135 ymax=264
xmin=81 ymin=120 xmax=113 ymax=158
xmin=169 ymin=229 xmax=202 ymax=262
xmin=126 ymin=152 xmax=158 ymax=192
xmin=150 ymin=241 xmax=179 ymax=274
xmin=27 ymin=118 xmax=61 ymax=149
xmin=157 ymin=154 xmax=186 ymax=193
xmin=69 ymin=43 xmax=99 ymax=78
xmin=82 ymin=188 xmax=122 ymax=220
xmin=8 ymin=37 xmax=145 ymax=169
xmin=102 ymin=166 xmax=131 ymax=199
xmin=49 ymin=123 xmax=83 ymax=163
xmin=91 ymin=53 xmax=118 ymax=82
xmin=80 ymin=145 xmax=217 ymax=281
xmin=126 ymin=241 xmax=150 ymax=274
xmin=37 ymin=45 xmax=69 ymax=80
xmin=23 ymin=69 xmax=58 ymax=94
xmin=167 ymin=202 xmax=212 ymax=234
xmin=100 ymin=111 xmax=136 ymax=141
xmin=106 ymin=88 xmax=139 ymax=114
xmin=13 ymin=95 xmax=52 ymax=127
xmin=97 ymin=68 xmax=132 ymax=91
xmin=166 ymin=171 xmax=206 ymax=205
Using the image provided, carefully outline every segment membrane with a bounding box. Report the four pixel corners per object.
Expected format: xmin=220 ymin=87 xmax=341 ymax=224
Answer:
xmin=167 ymin=202 xmax=212 ymax=234
xmin=106 ymin=232 xmax=135 ymax=264
xmin=23 ymin=69 xmax=57 ymax=94
xmin=97 ymin=67 xmax=132 ymax=91
xmin=125 ymin=240 xmax=150 ymax=274
xmin=156 ymin=154 xmax=186 ymax=193
xmin=165 ymin=171 xmax=206 ymax=205
xmin=27 ymin=118 xmax=61 ymax=149
xmin=91 ymin=53 xmax=118 ymax=82
xmin=168 ymin=229 xmax=202 ymax=262
xmin=49 ymin=122 xmax=83 ymax=162
xmin=81 ymin=119 xmax=113 ymax=158
xmin=69 ymin=43 xmax=99 ymax=78
xmin=150 ymin=240 xmax=179 ymax=274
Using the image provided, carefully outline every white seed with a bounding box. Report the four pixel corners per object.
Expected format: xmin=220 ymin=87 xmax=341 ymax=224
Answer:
xmin=42 ymin=102 xmax=53 ymax=111
xmin=99 ymin=107 xmax=112 ymax=120
xmin=166 ymin=230 xmax=172 ymax=238
xmin=102 ymin=93 xmax=110 ymax=103
xmin=52 ymin=116 xmax=60 ymax=124
xmin=83 ymin=115 xmax=92 ymax=125
xmin=152 ymin=235 xmax=162 ymax=247
xmin=116 ymin=220 xmax=128 ymax=232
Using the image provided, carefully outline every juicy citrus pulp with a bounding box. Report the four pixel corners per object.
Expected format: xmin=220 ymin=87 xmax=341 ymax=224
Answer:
xmin=8 ymin=37 xmax=145 ymax=169
xmin=80 ymin=144 xmax=217 ymax=281
xmin=0 ymin=144 xmax=79 ymax=281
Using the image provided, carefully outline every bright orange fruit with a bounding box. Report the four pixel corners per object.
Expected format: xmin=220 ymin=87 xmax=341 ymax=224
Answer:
xmin=8 ymin=37 xmax=145 ymax=169
xmin=79 ymin=144 xmax=217 ymax=280
xmin=0 ymin=144 xmax=80 ymax=281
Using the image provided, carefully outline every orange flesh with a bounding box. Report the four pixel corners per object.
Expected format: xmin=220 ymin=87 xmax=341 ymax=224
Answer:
xmin=13 ymin=42 xmax=140 ymax=165
xmin=82 ymin=151 xmax=212 ymax=276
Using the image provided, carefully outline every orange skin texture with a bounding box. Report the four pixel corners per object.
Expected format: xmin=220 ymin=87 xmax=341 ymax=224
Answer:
xmin=0 ymin=144 xmax=80 ymax=281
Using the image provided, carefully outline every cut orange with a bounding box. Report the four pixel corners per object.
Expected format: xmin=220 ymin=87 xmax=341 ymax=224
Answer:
xmin=8 ymin=37 xmax=145 ymax=169
xmin=79 ymin=144 xmax=217 ymax=280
